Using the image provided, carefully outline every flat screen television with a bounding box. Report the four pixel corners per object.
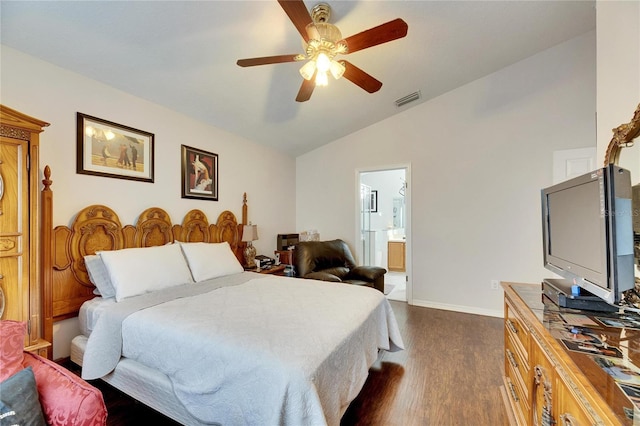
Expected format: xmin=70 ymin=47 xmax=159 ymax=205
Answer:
xmin=541 ymin=164 xmax=635 ymax=305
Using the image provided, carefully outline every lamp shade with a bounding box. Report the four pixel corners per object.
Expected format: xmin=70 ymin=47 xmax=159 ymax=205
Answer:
xmin=242 ymin=224 xmax=258 ymax=242
xmin=299 ymin=60 xmax=317 ymax=81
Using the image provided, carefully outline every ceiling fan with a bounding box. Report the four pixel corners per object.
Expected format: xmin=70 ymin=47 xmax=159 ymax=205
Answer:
xmin=237 ymin=0 xmax=408 ymax=102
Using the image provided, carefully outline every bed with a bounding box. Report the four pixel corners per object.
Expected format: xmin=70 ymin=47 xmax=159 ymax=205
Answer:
xmin=40 ymin=169 xmax=404 ymax=426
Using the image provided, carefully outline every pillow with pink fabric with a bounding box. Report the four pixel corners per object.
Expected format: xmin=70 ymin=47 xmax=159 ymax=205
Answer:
xmin=0 ymin=320 xmax=26 ymax=381
xmin=0 ymin=320 xmax=108 ymax=426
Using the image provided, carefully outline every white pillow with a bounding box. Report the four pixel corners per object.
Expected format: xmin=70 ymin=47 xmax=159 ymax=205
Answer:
xmin=98 ymin=243 xmax=194 ymax=302
xmin=84 ymin=254 xmax=116 ymax=299
xmin=179 ymin=241 xmax=244 ymax=282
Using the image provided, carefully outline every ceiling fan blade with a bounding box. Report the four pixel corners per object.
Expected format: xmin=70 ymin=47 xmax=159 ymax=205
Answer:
xmin=296 ymin=74 xmax=316 ymax=102
xmin=278 ymin=0 xmax=313 ymax=43
xmin=342 ymin=18 xmax=408 ymax=54
xmin=341 ymin=61 xmax=382 ymax=93
xmin=237 ymin=54 xmax=302 ymax=67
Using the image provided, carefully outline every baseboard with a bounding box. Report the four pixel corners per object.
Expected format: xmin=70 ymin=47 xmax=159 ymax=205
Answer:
xmin=411 ymin=298 xmax=504 ymax=318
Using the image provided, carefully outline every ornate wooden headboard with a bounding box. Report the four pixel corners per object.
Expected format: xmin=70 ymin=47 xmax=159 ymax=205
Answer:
xmin=41 ymin=166 xmax=247 ymax=357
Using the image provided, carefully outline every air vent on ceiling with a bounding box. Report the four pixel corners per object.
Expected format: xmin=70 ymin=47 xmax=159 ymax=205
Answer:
xmin=395 ymin=91 xmax=421 ymax=108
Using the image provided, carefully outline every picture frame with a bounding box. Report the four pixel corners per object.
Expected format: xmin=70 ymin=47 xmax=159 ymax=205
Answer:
xmin=181 ymin=145 xmax=219 ymax=201
xmin=77 ymin=112 xmax=154 ymax=183
xmin=370 ymin=190 xmax=378 ymax=213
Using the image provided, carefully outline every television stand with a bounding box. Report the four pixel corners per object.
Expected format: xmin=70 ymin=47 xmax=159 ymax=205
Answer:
xmin=542 ymin=278 xmax=619 ymax=312
xmin=502 ymin=282 xmax=629 ymax=424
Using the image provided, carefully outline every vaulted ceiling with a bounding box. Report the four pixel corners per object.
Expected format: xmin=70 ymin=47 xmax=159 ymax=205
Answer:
xmin=1 ymin=1 xmax=595 ymax=156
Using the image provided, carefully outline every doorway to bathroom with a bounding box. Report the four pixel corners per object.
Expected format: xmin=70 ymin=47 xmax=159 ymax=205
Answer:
xmin=358 ymin=166 xmax=410 ymax=303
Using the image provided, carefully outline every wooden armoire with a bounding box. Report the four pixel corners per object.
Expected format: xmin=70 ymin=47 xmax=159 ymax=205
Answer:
xmin=0 ymin=105 xmax=50 ymax=356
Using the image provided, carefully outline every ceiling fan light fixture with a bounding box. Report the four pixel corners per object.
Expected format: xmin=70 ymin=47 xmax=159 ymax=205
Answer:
xmin=307 ymin=22 xmax=342 ymax=44
xmin=316 ymin=52 xmax=331 ymax=72
xmin=303 ymin=32 xmax=347 ymax=57
xmin=300 ymin=51 xmax=344 ymax=84
xmin=300 ymin=55 xmax=344 ymax=85
xmin=297 ymin=5 xmax=349 ymax=88
xmin=329 ymin=59 xmax=345 ymax=79
xmin=236 ymin=1 xmax=409 ymax=102
xmin=316 ymin=71 xmax=329 ymax=87
xmin=299 ymin=60 xmax=317 ymax=80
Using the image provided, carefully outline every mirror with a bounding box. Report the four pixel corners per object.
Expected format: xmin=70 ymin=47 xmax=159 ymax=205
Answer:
xmin=605 ymin=103 xmax=640 ymax=292
xmin=392 ymin=197 xmax=405 ymax=228
xmin=604 ymin=103 xmax=640 ymax=168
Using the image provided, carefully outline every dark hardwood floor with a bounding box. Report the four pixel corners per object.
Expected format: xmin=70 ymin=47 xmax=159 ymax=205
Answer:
xmin=81 ymin=301 xmax=506 ymax=425
xmin=341 ymin=302 xmax=506 ymax=425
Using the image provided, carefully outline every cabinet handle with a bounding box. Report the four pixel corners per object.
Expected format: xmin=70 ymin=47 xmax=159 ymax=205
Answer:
xmin=506 ymin=319 xmax=518 ymax=334
xmin=533 ymin=365 xmax=554 ymax=426
xmin=559 ymin=413 xmax=576 ymax=426
xmin=0 ymin=159 xmax=4 ymax=216
xmin=506 ymin=349 xmax=518 ymax=369
xmin=508 ymin=382 xmax=519 ymax=403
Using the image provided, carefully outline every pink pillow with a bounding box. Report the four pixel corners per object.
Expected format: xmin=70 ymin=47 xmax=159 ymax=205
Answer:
xmin=24 ymin=353 xmax=108 ymax=426
xmin=0 ymin=320 xmax=26 ymax=381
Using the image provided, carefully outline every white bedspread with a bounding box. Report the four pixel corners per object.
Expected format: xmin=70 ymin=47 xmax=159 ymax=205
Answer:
xmin=82 ymin=274 xmax=403 ymax=426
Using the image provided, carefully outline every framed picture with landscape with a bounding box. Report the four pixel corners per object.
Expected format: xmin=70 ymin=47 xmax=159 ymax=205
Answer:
xmin=76 ymin=112 xmax=154 ymax=183
xmin=181 ymin=144 xmax=219 ymax=201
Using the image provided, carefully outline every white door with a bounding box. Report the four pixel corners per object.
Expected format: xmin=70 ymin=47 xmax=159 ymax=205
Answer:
xmin=552 ymin=147 xmax=597 ymax=183
xmin=357 ymin=167 xmax=411 ymax=303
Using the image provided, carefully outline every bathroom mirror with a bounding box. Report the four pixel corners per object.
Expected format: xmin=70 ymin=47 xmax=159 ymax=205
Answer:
xmin=605 ymin=103 xmax=640 ymax=287
xmin=392 ymin=197 xmax=405 ymax=229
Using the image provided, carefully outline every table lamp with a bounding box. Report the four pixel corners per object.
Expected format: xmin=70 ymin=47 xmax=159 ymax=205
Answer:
xmin=242 ymin=224 xmax=258 ymax=269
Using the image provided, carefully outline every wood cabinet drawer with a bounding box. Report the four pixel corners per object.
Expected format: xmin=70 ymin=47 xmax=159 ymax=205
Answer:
xmin=505 ymin=299 xmax=529 ymax=362
xmin=502 ymin=375 xmax=528 ymax=426
xmin=506 ymin=334 xmax=529 ymax=400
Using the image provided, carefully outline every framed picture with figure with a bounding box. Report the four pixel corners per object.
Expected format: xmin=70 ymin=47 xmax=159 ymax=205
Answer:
xmin=181 ymin=145 xmax=219 ymax=201
xmin=76 ymin=112 xmax=154 ymax=182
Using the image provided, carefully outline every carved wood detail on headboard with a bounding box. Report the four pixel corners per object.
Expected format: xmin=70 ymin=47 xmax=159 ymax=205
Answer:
xmin=67 ymin=205 xmax=124 ymax=288
xmin=41 ymin=167 xmax=248 ymax=355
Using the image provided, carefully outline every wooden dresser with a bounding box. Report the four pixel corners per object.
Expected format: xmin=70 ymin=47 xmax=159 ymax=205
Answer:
xmin=501 ymin=282 xmax=637 ymax=425
xmin=0 ymin=105 xmax=50 ymax=356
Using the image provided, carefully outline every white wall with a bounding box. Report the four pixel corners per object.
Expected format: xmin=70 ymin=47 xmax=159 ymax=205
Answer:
xmin=596 ymin=0 xmax=640 ymax=159
xmin=296 ymin=31 xmax=596 ymax=317
xmin=1 ymin=46 xmax=296 ymax=358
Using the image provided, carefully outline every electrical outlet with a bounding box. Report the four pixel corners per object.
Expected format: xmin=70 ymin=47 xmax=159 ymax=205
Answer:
xmin=491 ymin=280 xmax=500 ymax=290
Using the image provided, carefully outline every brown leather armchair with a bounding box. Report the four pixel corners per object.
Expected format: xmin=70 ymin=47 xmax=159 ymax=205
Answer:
xmin=295 ymin=239 xmax=386 ymax=292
